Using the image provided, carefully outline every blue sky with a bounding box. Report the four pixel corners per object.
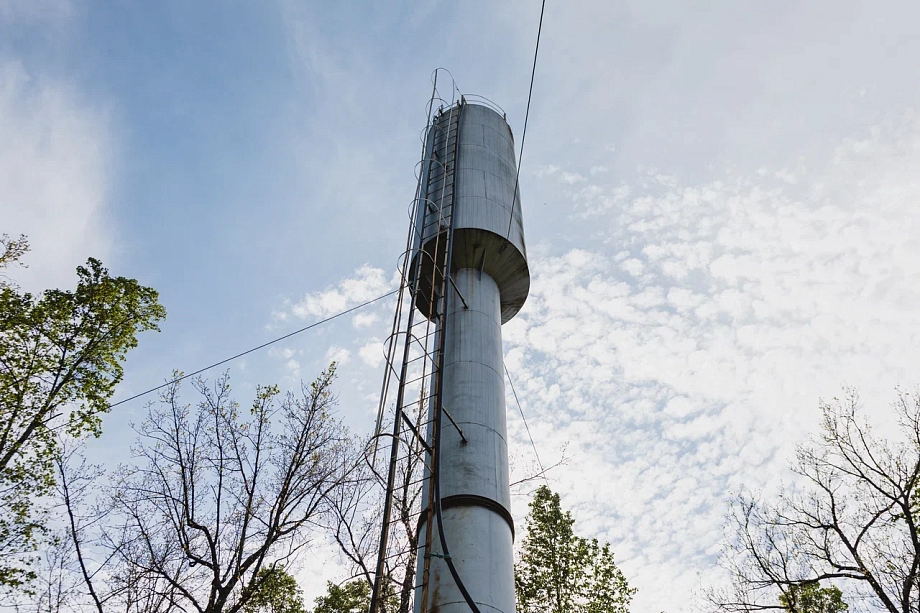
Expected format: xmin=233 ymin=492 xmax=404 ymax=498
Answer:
xmin=4 ymin=1 xmax=920 ymax=611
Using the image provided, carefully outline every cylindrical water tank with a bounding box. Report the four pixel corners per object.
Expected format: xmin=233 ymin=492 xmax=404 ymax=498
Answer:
xmin=412 ymin=102 xmax=530 ymax=323
xmin=413 ymin=101 xmax=529 ymax=613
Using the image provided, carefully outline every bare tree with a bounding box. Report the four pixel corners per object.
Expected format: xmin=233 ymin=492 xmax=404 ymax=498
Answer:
xmin=31 ymin=366 xmax=360 ymax=613
xmin=323 ymin=415 xmax=425 ymax=613
xmin=2 ymin=441 xmax=111 ymax=613
xmin=708 ymin=389 xmax=920 ymax=613
xmin=53 ymin=444 xmax=107 ymax=613
xmin=106 ymin=366 xmax=361 ymax=613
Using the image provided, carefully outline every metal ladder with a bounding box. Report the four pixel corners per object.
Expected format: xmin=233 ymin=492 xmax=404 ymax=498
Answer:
xmin=369 ymin=99 xmax=463 ymax=613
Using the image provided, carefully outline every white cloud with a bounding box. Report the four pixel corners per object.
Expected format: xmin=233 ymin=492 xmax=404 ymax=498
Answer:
xmin=504 ymin=115 xmax=920 ymax=612
xmin=324 ymin=345 xmax=350 ymax=366
xmin=268 ymin=346 xmax=304 ymax=376
xmin=352 ymin=311 xmax=379 ymax=329
xmin=358 ymin=339 xmax=384 ymax=368
xmin=293 ymin=544 xmax=348 ymax=610
xmin=560 ymin=171 xmax=587 ymax=184
xmin=274 ymin=264 xmax=393 ymax=322
xmin=0 ymin=60 xmax=116 ymax=293
xmin=535 ymin=164 xmax=560 ymax=178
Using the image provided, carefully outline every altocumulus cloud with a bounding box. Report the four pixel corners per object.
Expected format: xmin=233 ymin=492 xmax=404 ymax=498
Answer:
xmin=272 ymin=264 xmax=395 ymax=323
xmin=500 ymin=114 xmax=920 ymax=612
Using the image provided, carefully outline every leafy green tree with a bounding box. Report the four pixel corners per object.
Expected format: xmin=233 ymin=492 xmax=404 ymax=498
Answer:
xmin=515 ymin=485 xmax=635 ymax=613
xmin=245 ymin=567 xmax=308 ymax=613
xmin=310 ymin=580 xmax=371 ymax=613
xmin=0 ymin=238 xmax=165 ymax=590
xmin=0 ymin=234 xmax=29 ymax=281
xmin=778 ymin=583 xmax=847 ymax=613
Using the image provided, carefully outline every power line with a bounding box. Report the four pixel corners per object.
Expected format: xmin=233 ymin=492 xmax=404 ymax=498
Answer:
xmin=506 ymin=0 xmax=548 ymax=239
xmin=107 ymin=289 xmax=399 ymax=410
xmin=504 ymin=363 xmax=547 ymax=483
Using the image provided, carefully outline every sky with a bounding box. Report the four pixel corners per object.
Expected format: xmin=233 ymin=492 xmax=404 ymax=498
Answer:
xmin=3 ymin=1 xmax=920 ymax=611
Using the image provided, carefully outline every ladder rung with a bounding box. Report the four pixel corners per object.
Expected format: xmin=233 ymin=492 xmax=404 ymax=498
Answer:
xmin=381 ymin=544 xmax=425 ymax=561
xmin=394 ymin=450 xmax=427 ymax=464
xmin=400 ymin=397 xmax=434 ymax=412
xmin=386 ymin=508 xmax=426 ymax=526
xmin=421 ymin=221 xmax=451 ymax=233
xmin=404 ymin=352 xmax=436 ymax=368
xmin=403 ymin=372 xmax=432 ymax=388
xmin=386 ymin=508 xmax=426 ymax=523
xmin=403 ymin=393 xmax=436 ymax=408
xmin=406 ymin=475 xmax=431 ymax=487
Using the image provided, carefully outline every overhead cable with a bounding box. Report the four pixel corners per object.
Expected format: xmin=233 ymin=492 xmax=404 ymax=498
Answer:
xmin=505 ymin=0 xmax=548 ymax=240
xmin=106 ymin=289 xmax=399 ymax=410
xmin=505 ymin=363 xmax=548 ymax=483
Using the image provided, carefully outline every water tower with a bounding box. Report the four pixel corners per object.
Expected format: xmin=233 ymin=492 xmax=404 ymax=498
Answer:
xmin=371 ymin=78 xmax=528 ymax=613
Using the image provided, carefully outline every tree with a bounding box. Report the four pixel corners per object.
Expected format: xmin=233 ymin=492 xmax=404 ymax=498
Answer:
xmin=310 ymin=580 xmax=371 ymax=613
xmin=515 ymin=485 xmax=635 ymax=613
xmin=21 ymin=366 xmax=361 ymax=613
xmin=244 ymin=567 xmax=307 ymax=613
xmin=94 ymin=366 xmax=359 ymax=613
xmin=0 ymin=237 xmax=165 ymax=590
xmin=778 ymin=583 xmax=847 ymax=613
xmin=0 ymin=233 xmax=29 ymax=282
xmin=323 ymin=402 xmax=569 ymax=613
xmin=321 ymin=402 xmax=428 ymax=613
xmin=708 ymin=389 xmax=920 ymax=613
xmin=9 ymin=442 xmax=110 ymax=613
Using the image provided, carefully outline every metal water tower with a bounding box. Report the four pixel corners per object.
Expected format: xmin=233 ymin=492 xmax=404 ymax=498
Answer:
xmin=371 ymin=76 xmax=529 ymax=613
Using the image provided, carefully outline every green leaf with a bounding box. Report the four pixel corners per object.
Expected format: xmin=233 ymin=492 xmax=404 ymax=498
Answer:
xmin=0 ymin=252 xmax=165 ymax=590
xmin=245 ymin=567 xmax=308 ymax=613
xmin=310 ymin=579 xmax=371 ymax=613
xmin=779 ymin=583 xmax=848 ymax=613
xmin=515 ymin=486 xmax=635 ymax=613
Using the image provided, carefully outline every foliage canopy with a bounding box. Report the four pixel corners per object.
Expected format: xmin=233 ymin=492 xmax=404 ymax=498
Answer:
xmin=515 ymin=485 xmax=635 ymax=613
xmin=778 ymin=583 xmax=847 ymax=613
xmin=310 ymin=580 xmax=371 ymax=613
xmin=244 ymin=567 xmax=308 ymax=613
xmin=0 ymin=236 xmax=165 ymax=589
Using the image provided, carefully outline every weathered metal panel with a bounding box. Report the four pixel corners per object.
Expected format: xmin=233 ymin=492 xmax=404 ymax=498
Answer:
xmin=439 ymin=270 xmax=510 ymax=508
xmin=417 ymin=507 xmax=516 ymax=613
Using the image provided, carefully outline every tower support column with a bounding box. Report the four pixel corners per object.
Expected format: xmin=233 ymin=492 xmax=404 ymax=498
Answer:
xmin=416 ymin=267 xmax=515 ymax=613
